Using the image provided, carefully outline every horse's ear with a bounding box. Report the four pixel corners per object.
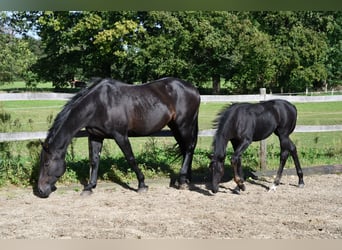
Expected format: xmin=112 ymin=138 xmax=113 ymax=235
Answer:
xmin=40 ymin=140 xmax=50 ymax=153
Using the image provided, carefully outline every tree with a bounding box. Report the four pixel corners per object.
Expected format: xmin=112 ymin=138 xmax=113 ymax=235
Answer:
xmin=323 ymin=12 xmax=342 ymax=87
xmin=252 ymin=11 xmax=330 ymax=92
xmin=0 ymin=12 xmax=37 ymax=85
xmin=27 ymin=11 xmax=143 ymax=87
xmin=9 ymin=11 xmax=340 ymax=93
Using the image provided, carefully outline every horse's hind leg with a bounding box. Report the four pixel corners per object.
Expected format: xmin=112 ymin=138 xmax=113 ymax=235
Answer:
xmin=82 ymin=136 xmax=103 ymax=195
xmin=169 ymin=117 xmax=198 ymax=189
xmin=272 ymin=136 xmax=304 ymax=190
xmin=289 ymin=139 xmax=304 ymax=187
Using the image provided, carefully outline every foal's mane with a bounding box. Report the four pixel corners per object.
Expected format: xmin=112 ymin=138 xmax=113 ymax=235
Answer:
xmin=212 ymin=102 xmax=235 ymax=131
xmin=45 ymin=78 xmax=103 ymax=145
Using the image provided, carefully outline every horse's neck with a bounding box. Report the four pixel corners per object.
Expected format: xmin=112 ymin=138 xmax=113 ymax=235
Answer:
xmin=49 ymin=113 xmax=88 ymax=154
xmin=213 ymin=132 xmax=229 ymax=161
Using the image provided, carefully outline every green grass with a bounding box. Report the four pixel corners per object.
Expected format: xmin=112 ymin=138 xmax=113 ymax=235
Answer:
xmin=0 ymin=100 xmax=65 ymax=132
xmin=0 ymin=81 xmax=55 ymax=92
xmin=295 ymin=102 xmax=342 ymax=125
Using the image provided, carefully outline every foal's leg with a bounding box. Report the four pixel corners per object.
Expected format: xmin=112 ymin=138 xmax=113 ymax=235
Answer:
xmin=231 ymin=139 xmax=251 ymax=193
xmin=289 ymin=138 xmax=304 ymax=187
xmin=271 ymin=136 xmax=290 ymax=190
xmin=272 ymin=135 xmax=304 ymax=190
xmin=114 ymin=133 xmax=148 ymax=193
xmin=82 ymin=137 xmax=103 ymax=195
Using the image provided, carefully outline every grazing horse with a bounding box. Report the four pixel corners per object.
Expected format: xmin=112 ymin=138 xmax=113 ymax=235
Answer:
xmin=37 ymin=77 xmax=200 ymax=198
xmin=210 ymin=99 xmax=304 ymax=194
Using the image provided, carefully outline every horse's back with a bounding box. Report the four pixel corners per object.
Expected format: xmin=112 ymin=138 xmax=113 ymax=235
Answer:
xmin=147 ymin=77 xmax=200 ymax=113
xmin=150 ymin=77 xmax=200 ymax=100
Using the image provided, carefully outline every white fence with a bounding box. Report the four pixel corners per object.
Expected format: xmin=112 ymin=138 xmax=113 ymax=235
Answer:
xmin=1 ymin=92 xmax=342 ymax=143
xmin=3 ymin=92 xmax=342 ymax=102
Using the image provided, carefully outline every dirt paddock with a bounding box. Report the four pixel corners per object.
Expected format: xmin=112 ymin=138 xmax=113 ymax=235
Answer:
xmin=0 ymin=171 xmax=341 ymax=239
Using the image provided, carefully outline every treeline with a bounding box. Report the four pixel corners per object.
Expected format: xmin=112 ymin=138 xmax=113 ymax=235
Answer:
xmin=1 ymin=11 xmax=341 ymax=94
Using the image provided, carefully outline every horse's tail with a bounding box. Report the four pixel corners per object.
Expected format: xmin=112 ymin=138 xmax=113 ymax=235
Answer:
xmin=168 ymin=107 xmax=199 ymax=160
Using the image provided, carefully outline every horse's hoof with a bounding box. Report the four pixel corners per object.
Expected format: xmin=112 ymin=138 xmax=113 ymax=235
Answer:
xmin=80 ymin=190 xmax=93 ymax=196
xmin=178 ymin=183 xmax=189 ymax=190
xmin=137 ymin=186 xmax=148 ymax=193
xmin=231 ymin=185 xmax=241 ymax=195
xmin=239 ymin=183 xmax=246 ymax=191
xmin=298 ymin=183 xmax=305 ymax=188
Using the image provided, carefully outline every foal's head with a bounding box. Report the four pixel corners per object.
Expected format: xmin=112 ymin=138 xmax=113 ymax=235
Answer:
xmin=37 ymin=143 xmax=66 ymax=198
xmin=209 ymin=155 xmax=225 ymax=193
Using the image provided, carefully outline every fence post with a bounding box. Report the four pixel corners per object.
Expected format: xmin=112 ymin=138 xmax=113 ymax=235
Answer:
xmin=259 ymin=88 xmax=267 ymax=170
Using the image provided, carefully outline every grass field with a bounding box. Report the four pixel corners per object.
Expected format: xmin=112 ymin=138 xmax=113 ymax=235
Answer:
xmin=1 ymin=84 xmax=342 ymax=186
xmin=2 ymin=100 xmax=342 ymax=132
xmin=0 ymin=81 xmax=55 ymax=92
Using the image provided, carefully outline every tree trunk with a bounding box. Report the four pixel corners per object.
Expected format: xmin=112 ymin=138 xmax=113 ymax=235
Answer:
xmin=212 ymin=75 xmax=220 ymax=94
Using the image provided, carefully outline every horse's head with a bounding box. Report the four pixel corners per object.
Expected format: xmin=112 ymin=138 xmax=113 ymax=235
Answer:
xmin=37 ymin=143 xmax=66 ymax=198
xmin=209 ymin=155 xmax=225 ymax=193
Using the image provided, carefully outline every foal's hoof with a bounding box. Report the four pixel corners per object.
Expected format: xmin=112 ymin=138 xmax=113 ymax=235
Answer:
xmin=298 ymin=183 xmax=305 ymax=188
xmin=80 ymin=190 xmax=93 ymax=196
xmin=231 ymin=185 xmax=242 ymax=195
xmin=137 ymin=186 xmax=148 ymax=193
xmin=268 ymin=184 xmax=277 ymax=192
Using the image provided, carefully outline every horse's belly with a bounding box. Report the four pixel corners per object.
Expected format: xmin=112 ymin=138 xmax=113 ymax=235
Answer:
xmin=128 ymin=117 xmax=170 ymax=136
xmin=252 ymin=123 xmax=276 ymax=141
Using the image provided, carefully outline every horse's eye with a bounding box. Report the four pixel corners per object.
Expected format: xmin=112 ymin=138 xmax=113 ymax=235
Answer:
xmin=44 ymin=160 xmax=50 ymax=168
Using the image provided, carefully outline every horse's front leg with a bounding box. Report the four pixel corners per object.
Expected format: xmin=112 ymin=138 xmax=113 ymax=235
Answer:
xmin=82 ymin=137 xmax=103 ymax=195
xmin=231 ymin=155 xmax=245 ymax=193
xmin=114 ymin=133 xmax=148 ymax=193
xmin=231 ymin=139 xmax=250 ymax=193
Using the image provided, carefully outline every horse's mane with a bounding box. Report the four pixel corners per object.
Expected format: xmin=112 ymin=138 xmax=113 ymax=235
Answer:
xmin=212 ymin=102 xmax=235 ymax=131
xmin=45 ymin=78 xmax=103 ymax=145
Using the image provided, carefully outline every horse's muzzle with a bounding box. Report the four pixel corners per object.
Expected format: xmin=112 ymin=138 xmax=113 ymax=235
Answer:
xmin=211 ymin=185 xmax=219 ymax=194
xmin=37 ymin=184 xmax=57 ymax=198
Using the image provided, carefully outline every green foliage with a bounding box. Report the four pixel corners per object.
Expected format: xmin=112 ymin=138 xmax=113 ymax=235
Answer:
xmin=0 ymin=33 xmax=37 ymax=84
xmin=4 ymin=11 xmax=340 ymax=92
xmin=0 ymin=104 xmax=43 ymax=186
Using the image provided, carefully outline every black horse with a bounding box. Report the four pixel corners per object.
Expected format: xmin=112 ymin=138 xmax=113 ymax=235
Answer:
xmin=37 ymin=77 xmax=200 ymax=198
xmin=210 ymin=99 xmax=304 ymax=194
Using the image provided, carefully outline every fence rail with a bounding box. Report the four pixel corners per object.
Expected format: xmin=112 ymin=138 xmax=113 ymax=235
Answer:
xmin=2 ymin=92 xmax=342 ymax=102
xmin=2 ymin=92 xmax=342 ymax=142
xmin=1 ymin=125 xmax=342 ymax=142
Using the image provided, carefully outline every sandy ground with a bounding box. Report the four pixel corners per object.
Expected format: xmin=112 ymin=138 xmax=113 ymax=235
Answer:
xmin=0 ymin=173 xmax=341 ymax=239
